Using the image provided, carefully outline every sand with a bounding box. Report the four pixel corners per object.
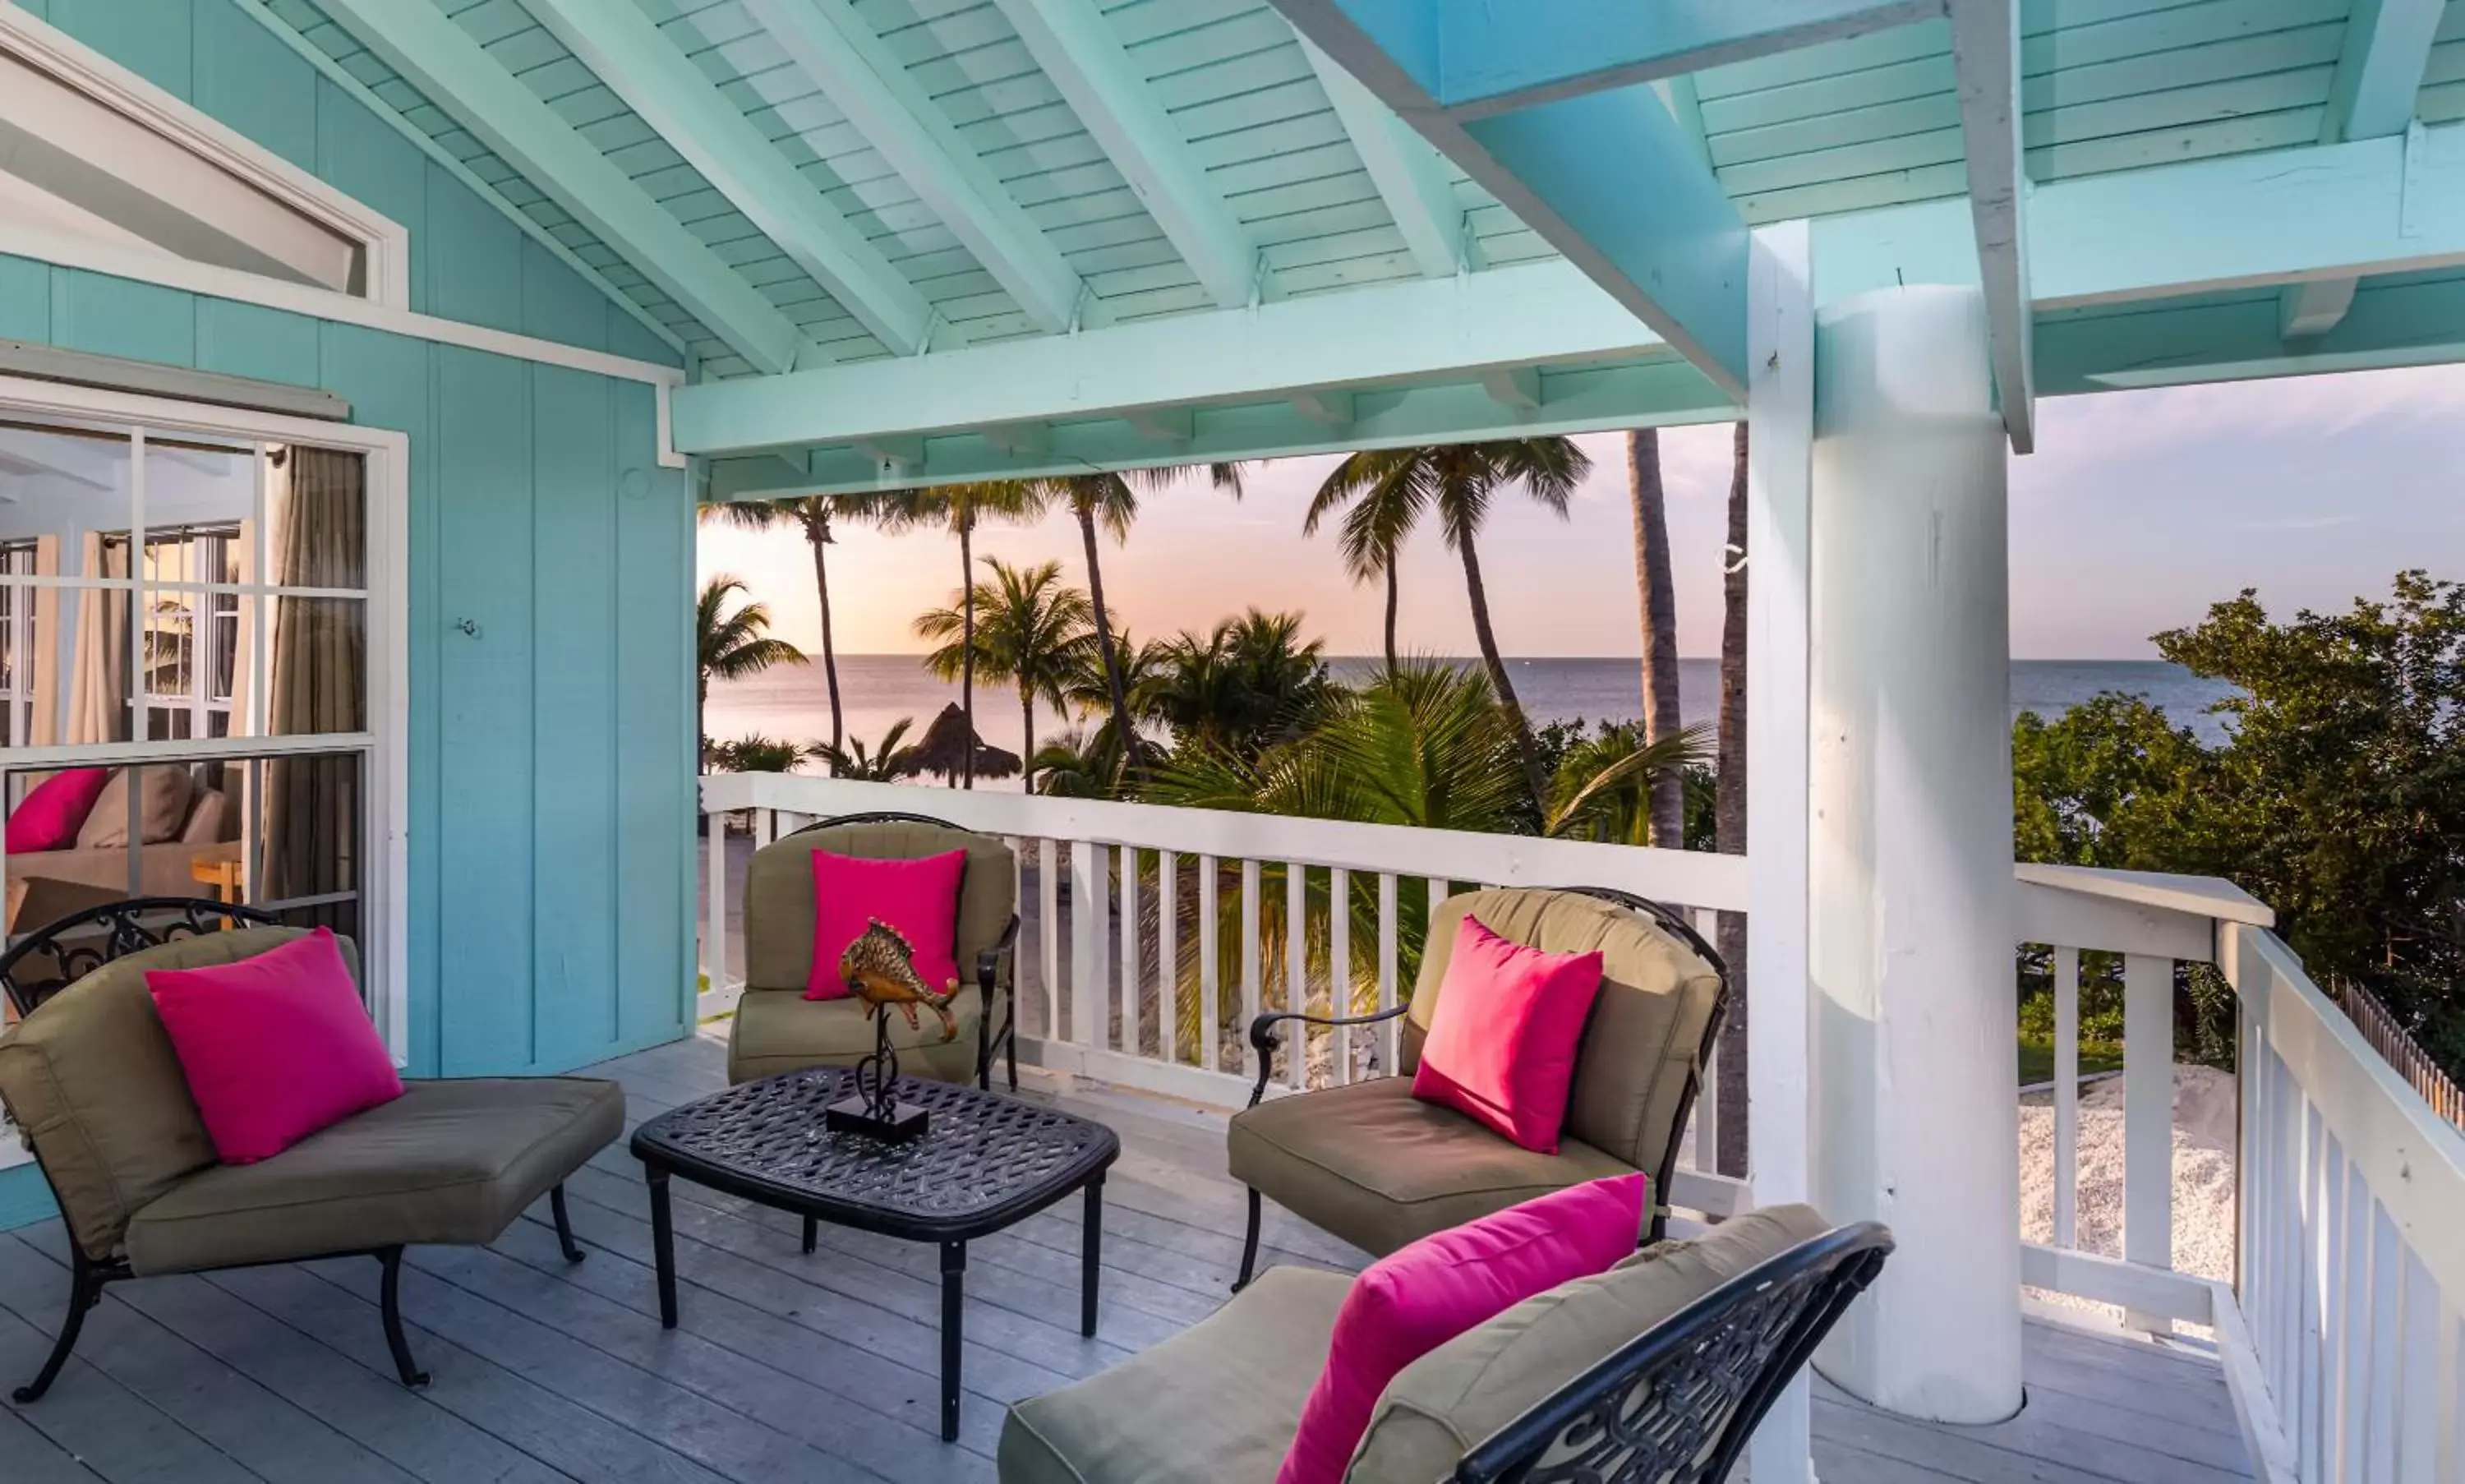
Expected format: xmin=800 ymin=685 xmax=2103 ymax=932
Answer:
xmin=2019 ymin=1063 xmax=2237 ymax=1330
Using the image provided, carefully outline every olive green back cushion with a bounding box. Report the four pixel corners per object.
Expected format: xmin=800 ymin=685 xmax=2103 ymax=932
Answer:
xmin=1348 ymin=1205 xmax=1836 ymax=1483
xmin=743 ymin=818 xmax=1016 ymax=993
xmin=1403 ymin=889 xmax=1722 ymax=1170
xmin=0 ymin=927 xmax=358 ymax=1260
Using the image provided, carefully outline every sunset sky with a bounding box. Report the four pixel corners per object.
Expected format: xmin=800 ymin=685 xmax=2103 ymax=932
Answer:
xmin=698 ymin=362 xmax=2465 ymax=661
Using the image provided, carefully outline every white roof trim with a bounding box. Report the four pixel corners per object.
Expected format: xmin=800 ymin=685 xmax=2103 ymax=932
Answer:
xmin=0 ymin=5 xmax=413 ymax=309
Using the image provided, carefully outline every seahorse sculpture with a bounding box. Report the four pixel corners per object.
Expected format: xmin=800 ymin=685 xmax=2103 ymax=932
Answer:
xmin=838 ymin=919 xmax=960 ymax=1044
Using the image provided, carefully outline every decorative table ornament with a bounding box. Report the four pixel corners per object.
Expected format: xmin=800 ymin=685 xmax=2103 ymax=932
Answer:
xmin=823 ymin=919 xmax=957 ymax=1141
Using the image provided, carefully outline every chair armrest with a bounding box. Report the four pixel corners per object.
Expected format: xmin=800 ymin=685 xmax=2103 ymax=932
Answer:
xmin=1244 ymin=1003 xmax=1409 ymax=1108
xmin=974 ymin=914 xmax=1023 ymax=998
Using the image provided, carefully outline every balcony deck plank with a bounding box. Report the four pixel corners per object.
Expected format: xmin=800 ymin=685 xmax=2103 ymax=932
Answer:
xmin=0 ymin=1036 xmax=2255 ymax=1484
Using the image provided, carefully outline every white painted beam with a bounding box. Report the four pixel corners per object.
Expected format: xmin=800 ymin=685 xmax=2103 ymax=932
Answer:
xmin=1270 ymin=1 xmax=1942 ymax=120
xmin=2279 ymin=0 xmax=2444 ymax=336
xmin=740 ymin=0 xmax=1080 ymax=334
xmin=517 ymin=0 xmax=929 ymax=359
xmin=322 ymin=0 xmax=810 ymax=373
xmin=990 ymin=0 xmax=1255 ymax=308
xmin=1947 ymin=0 xmax=2033 ymax=452
xmin=1300 ymin=37 xmax=1461 ymax=279
xmin=672 ymin=259 xmax=1663 ymax=454
xmin=702 ymin=359 xmax=1730 ymax=497
xmin=1479 ymin=366 xmax=1541 ymax=408
xmin=1277 ymin=2 xmax=1750 ymax=398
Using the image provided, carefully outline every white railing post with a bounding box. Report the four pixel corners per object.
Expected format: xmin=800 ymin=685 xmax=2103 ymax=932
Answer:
xmin=1376 ymin=872 xmax=1400 ymax=1073
xmin=1039 ymin=838 xmax=1060 ymax=1039
xmin=1200 ymin=855 xmax=1221 ymax=1074
xmin=2123 ymin=951 xmax=2174 ymax=1331
xmin=1119 ymin=845 xmax=1140 ymax=1058
xmin=1286 ymin=863 xmax=1308 ymax=1091
xmin=1241 ymin=859 xmax=1262 ymax=1078
xmin=1329 ymin=866 xmax=1351 ymax=1085
xmin=703 ymin=809 xmax=727 ymax=998
xmin=1159 ymin=850 xmax=1178 ymax=1065
xmin=1071 ymin=840 xmax=1106 ymax=1048
xmin=2053 ymin=944 xmax=2080 ymax=1249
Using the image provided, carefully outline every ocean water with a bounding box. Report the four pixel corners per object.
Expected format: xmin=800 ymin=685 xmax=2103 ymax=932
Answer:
xmin=707 ymin=655 xmax=2241 ymax=773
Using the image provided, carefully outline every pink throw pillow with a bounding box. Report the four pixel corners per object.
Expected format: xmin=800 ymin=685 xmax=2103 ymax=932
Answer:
xmin=1412 ymin=915 xmax=1606 ymax=1153
xmin=7 ymin=767 xmax=113 ymax=854
xmin=805 ymin=847 xmax=965 ymax=1001
xmin=1277 ymin=1174 xmax=1648 ymax=1484
xmin=146 ymin=928 xmax=403 ymax=1164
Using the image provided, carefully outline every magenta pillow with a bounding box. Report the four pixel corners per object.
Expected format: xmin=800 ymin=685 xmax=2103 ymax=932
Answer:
xmin=1277 ymin=1174 xmax=1648 ymax=1484
xmin=805 ymin=847 xmax=965 ymax=1001
xmin=145 ymin=928 xmax=402 ymax=1164
xmin=7 ymin=767 xmax=113 ymax=854
xmin=1411 ymin=915 xmax=1606 ymax=1153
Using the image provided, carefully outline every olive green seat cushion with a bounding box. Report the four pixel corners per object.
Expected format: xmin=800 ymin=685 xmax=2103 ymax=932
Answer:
xmin=1348 ymin=1204 xmax=1835 ymax=1482
xmin=729 ymin=817 xmax=1016 ymax=1086
xmin=124 ymin=1076 xmax=623 ymax=1275
xmin=1226 ymin=1077 xmax=1633 ymax=1256
xmin=0 ymin=924 xmax=623 ymax=1271
xmin=994 ymin=1206 xmax=1836 ymax=1484
xmin=0 ymin=928 xmax=347 ymax=1260
xmin=999 ymin=1266 xmax=1349 ymax=1484
xmin=1227 ymin=888 xmax=1722 ymax=1260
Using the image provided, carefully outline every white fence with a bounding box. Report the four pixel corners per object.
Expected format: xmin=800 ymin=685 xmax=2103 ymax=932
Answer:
xmin=698 ymin=775 xmax=2465 ymax=1482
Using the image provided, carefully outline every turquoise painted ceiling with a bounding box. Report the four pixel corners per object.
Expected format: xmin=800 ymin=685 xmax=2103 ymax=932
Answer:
xmin=256 ymin=0 xmax=2457 ymax=380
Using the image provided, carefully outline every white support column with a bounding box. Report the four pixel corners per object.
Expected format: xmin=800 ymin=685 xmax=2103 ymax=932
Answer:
xmin=1807 ymin=284 xmax=2023 ymax=1424
xmin=1744 ymin=218 xmax=1817 ymax=1484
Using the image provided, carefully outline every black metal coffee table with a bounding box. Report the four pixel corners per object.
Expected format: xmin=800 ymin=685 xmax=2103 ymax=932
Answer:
xmin=629 ymin=1067 xmax=1118 ymax=1440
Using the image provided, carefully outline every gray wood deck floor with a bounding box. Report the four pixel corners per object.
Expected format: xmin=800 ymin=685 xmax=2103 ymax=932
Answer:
xmin=0 ymin=1035 xmax=2253 ymax=1483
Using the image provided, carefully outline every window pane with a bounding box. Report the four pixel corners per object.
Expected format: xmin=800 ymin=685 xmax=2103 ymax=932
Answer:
xmin=266 ymin=445 xmax=365 ymax=590
xmin=0 ymin=420 xmax=135 ymax=581
xmin=143 ymin=437 xmax=252 ymax=587
xmin=3 ymin=761 xmax=218 ymax=938
xmin=267 ymin=597 xmax=364 ymax=735
xmin=0 ymin=422 xmax=136 ymax=747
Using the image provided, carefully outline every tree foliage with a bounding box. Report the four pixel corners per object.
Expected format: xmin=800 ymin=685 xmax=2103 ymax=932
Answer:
xmin=2012 ymin=571 xmax=2465 ymax=1074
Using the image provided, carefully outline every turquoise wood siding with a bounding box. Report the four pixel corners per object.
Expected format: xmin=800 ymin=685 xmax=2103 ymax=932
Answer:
xmin=0 ymin=0 xmax=697 ymax=1227
xmin=0 ymin=260 xmax=699 ymax=1085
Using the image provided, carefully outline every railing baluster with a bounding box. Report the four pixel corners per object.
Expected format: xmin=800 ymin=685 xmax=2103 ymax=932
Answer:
xmin=1119 ymin=846 xmax=1140 ymax=1058
xmin=2122 ymin=951 xmax=2173 ymax=1332
xmin=1242 ymin=859 xmax=1262 ymax=1081
xmin=1376 ymin=872 xmax=1399 ymax=1073
xmin=752 ymin=808 xmax=775 ymax=849
xmin=703 ymin=810 xmax=727 ymax=998
xmin=2053 ymin=944 xmax=2080 ymax=1250
xmin=1200 ymin=854 xmax=1220 ymax=1075
xmin=1039 ymin=838 xmax=1059 ymax=1042
xmin=1070 ymin=841 xmax=1107 ymax=1048
xmin=2365 ymin=1199 xmax=2400 ymax=1481
xmin=1159 ymin=850 xmax=1178 ymax=1067
xmin=1691 ymin=906 xmax=1719 ymax=1171
xmin=1329 ymin=866 xmax=1351 ymax=1087
xmin=1286 ymin=862 xmax=1308 ymax=1092
xmin=2337 ymin=1162 xmax=2372 ymax=1482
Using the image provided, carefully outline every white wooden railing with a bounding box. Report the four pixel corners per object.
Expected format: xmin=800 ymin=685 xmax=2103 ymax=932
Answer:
xmin=697 ymin=772 xmax=1753 ymax=1220
xmin=698 ymin=776 xmax=2465 ymax=1482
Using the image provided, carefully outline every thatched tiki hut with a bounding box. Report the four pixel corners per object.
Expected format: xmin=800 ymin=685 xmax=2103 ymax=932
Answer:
xmin=906 ymin=703 xmax=1021 ymax=787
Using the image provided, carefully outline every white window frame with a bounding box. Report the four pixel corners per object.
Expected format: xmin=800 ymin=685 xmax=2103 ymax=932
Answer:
xmin=0 ymin=374 xmax=412 ymax=1064
xmin=0 ymin=5 xmax=412 ymax=307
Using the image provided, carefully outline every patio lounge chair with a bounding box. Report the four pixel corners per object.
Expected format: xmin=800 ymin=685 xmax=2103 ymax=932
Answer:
xmin=998 ymin=1205 xmax=1891 ymax=1484
xmin=1228 ymin=887 xmax=1726 ymax=1286
xmin=0 ymin=900 xmax=623 ymax=1402
xmin=729 ymin=811 xmax=1021 ymax=1089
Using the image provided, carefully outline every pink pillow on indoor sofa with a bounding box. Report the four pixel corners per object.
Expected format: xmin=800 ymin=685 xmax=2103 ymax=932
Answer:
xmin=805 ymin=846 xmax=965 ymax=1001
xmin=1276 ymin=1173 xmax=1648 ymax=1484
xmin=1411 ymin=914 xmax=1606 ymax=1153
xmin=6 ymin=767 xmax=113 ymax=854
xmin=145 ymin=928 xmax=403 ymax=1164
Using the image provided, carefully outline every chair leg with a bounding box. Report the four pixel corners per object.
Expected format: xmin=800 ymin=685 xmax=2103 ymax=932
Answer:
xmin=376 ymin=1247 xmax=431 ymax=1389
xmin=12 ymin=1247 xmax=103 ymax=1403
xmin=550 ymin=1183 xmax=587 ymax=1264
xmin=1005 ymin=1019 xmax=1018 ymax=1091
xmin=1232 ymin=1187 xmax=1262 ymax=1293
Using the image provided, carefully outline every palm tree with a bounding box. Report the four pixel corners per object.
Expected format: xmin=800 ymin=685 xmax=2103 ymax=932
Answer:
xmin=1040 ymin=464 xmax=1244 ymax=770
xmin=814 ymin=717 xmax=919 ymax=781
xmin=915 ymin=557 xmax=1094 ymax=790
xmin=1714 ymin=421 xmax=1750 ymax=1177
xmin=1132 ymin=610 xmax=1337 ymax=758
xmin=695 ymin=575 xmax=804 ymax=760
xmin=1302 ymin=455 xmax=1417 ymax=675
xmin=698 ymin=494 xmax=885 ymax=752
xmin=874 ymin=481 xmax=1047 ymax=786
xmin=1306 ymin=440 xmax=1590 ymax=805
xmin=1626 ymin=429 xmax=1686 ymax=847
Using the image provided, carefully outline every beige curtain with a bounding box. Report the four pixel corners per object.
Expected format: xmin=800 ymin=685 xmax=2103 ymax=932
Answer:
xmin=30 ymin=534 xmax=60 ymax=747
xmin=64 ymin=534 xmax=127 ymax=745
xmin=261 ymin=448 xmax=364 ymax=906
